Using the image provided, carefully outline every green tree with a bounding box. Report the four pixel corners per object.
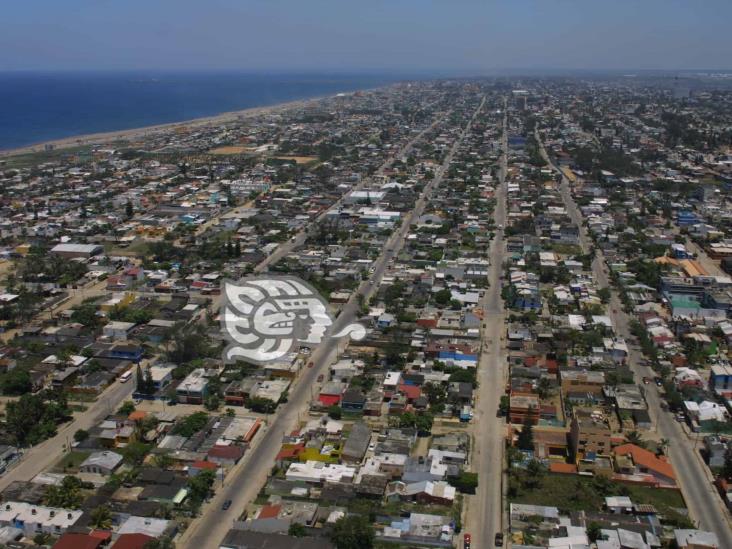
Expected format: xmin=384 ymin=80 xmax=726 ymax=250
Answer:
xmin=73 ymin=429 xmax=89 ymax=443
xmin=1 ymin=368 xmax=32 ymax=395
xmin=449 ymin=471 xmax=479 ymax=494
xmin=45 ymin=475 xmax=84 ymax=508
xmin=587 ymin=522 xmax=603 ymax=542
xmin=516 ymin=416 xmax=535 ymax=451
xmin=125 ymin=200 xmax=134 ymax=219
xmin=434 ymin=288 xmax=452 ymax=306
xmin=327 ymin=405 xmax=342 ymax=420
xmin=90 ymin=505 xmax=113 ymax=529
xmin=329 ymin=515 xmax=375 ymax=549
xmin=117 ymin=400 xmax=136 ymax=416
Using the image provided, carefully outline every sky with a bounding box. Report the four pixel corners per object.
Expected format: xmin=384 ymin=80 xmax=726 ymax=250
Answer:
xmin=2 ymin=0 xmax=731 ymax=73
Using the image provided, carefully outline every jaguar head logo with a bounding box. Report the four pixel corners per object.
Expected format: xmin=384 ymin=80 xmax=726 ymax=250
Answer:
xmin=221 ymin=276 xmax=366 ymax=364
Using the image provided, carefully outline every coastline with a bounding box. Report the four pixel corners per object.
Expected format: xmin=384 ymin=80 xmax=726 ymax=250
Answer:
xmin=0 ymin=90 xmax=357 ymax=158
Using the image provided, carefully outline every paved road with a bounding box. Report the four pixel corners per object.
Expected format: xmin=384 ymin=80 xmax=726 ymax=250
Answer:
xmin=538 ymin=130 xmax=732 ymax=545
xmin=183 ymin=98 xmax=486 ymax=549
xmin=465 ymin=102 xmax=508 ymax=549
xmin=0 ymin=376 xmax=134 ymax=492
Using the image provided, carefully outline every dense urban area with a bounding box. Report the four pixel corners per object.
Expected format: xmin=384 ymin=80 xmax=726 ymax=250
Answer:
xmin=1 ymin=76 xmax=732 ymax=549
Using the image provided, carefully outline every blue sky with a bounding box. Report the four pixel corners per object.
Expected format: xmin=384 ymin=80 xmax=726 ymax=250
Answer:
xmin=2 ymin=0 xmax=730 ymax=73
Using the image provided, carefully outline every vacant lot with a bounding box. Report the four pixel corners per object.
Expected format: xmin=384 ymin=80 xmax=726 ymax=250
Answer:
xmin=510 ymin=472 xmax=686 ymax=516
xmin=209 ymin=145 xmax=255 ymax=155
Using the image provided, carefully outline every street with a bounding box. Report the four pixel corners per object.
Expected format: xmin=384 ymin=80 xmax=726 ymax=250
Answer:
xmin=538 ymin=130 xmax=732 ymax=546
xmin=182 ymin=99 xmax=486 ymax=549
xmin=464 ymin=103 xmax=508 ymax=549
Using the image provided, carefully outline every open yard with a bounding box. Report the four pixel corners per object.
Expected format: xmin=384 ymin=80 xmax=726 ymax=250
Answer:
xmin=53 ymin=450 xmax=91 ymax=474
xmin=510 ymin=471 xmax=687 ymax=517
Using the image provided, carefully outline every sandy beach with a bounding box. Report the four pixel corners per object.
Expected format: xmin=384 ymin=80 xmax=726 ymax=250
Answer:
xmin=0 ymin=92 xmax=341 ymax=158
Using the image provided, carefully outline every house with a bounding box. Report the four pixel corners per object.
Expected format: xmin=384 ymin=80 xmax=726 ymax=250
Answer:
xmin=341 ymin=422 xmax=371 ymax=464
xmin=117 ymin=516 xmax=172 ymax=538
xmin=103 ymin=321 xmax=136 ymax=341
xmin=208 ymin=445 xmax=245 ymax=466
xmin=673 ymin=529 xmax=719 ymax=548
xmin=710 ymin=364 xmax=732 ymax=398
xmin=52 ymin=533 xmax=102 ymax=549
xmin=79 ymin=450 xmax=123 ymax=475
xmin=0 ymin=501 xmax=82 ymax=537
xmin=110 ymin=534 xmax=156 ymax=549
xmin=176 ymin=368 xmax=208 ymax=404
xmin=613 ymin=443 xmax=677 ymax=487
xmin=50 ymin=243 xmax=103 ymax=259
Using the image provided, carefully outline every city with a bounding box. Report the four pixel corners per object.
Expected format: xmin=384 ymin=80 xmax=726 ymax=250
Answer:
xmin=1 ymin=76 xmax=732 ymax=549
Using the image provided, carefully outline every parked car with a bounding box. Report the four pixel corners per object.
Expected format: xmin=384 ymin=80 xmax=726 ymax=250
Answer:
xmin=495 ymin=532 xmax=504 ymax=546
xmin=317 ymin=374 xmax=324 ymax=382
xmin=654 ymin=377 xmax=663 ymax=386
xmin=463 ymin=533 xmax=471 ymax=549
xmin=222 ymin=499 xmax=232 ymax=510
xmin=642 ymin=377 xmax=650 ymax=384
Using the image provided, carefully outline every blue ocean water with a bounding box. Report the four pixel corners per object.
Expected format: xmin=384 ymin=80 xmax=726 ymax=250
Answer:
xmin=0 ymin=72 xmax=402 ymax=151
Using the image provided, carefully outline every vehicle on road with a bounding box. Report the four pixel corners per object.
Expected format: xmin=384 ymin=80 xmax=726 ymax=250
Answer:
xmin=654 ymin=377 xmax=663 ymax=386
xmin=316 ymin=374 xmax=324 ymax=382
xmin=120 ymin=370 xmax=132 ymax=383
xmin=463 ymin=533 xmax=471 ymax=548
xmin=642 ymin=377 xmax=650 ymax=384
xmin=495 ymin=532 xmax=504 ymax=546
xmin=307 ymin=361 xmax=314 ymax=368
xmin=222 ymin=499 xmax=232 ymax=510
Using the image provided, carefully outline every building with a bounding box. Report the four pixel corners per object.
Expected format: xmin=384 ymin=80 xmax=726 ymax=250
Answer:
xmin=50 ymin=243 xmax=103 ymax=259
xmin=103 ymin=321 xmax=136 ymax=341
xmin=560 ymin=370 xmax=606 ymax=395
xmin=0 ymin=501 xmax=82 ymax=537
xmin=710 ymin=364 xmax=732 ymax=398
xmin=613 ymin=443 xmax=677 ymax=487
xmin=79 ymin=450 xmax=123 ymax=475
xmin=176 ymin=368 xmax=208 ymax=404
xmin=569 ymin=408 xmax=612 ymax=464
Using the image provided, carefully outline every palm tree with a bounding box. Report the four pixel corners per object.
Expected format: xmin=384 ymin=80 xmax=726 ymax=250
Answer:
xmin=90 ymin=505 xmax=113 ymax=529
xmin=625 ymin=430 xmax=645 ymax=447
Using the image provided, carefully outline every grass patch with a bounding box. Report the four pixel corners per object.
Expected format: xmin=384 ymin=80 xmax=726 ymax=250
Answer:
xmin=510 ymin=472 xmax=686 ymax=517
xmin=54 ymin=450 xmax=91 ymax=474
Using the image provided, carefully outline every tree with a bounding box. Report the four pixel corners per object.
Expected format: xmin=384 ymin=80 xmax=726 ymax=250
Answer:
xmin=125 ymin=200 xmax=134 ymax=220
xmin=327 ymin=405 xmax=342 ymax=420
xmin=524 ymin=459 xmax=545 ymax=489
xmin=1 ymin=368 xmax=32 ymax=395
xmin=288 ymin=522 xmax=308 ymax=537
xmin=329 ymin=515 xmax=375 ymax=549
xmin=516 ymin=416 xmax=535 ymax=451
xmin=722 ymin=447 xmax=732 ymax=481
xmin=625 ymin=431 xmax=645 ymax=448
xmin=449 ymin=471 xmax=479 ymax=494
xmin=90 ymin=505 xmax=113 ymax=529
xmin=118 ymin=400 xmax=136 ymax=416
xmin=45 ymin=475 xmax=84 ymax=508
xmin=434 ymin=289 xmax=452 ymax=306
xmin=587 ymin=522 xmax=603 ymax=542
xmin=187 ymin=469 xmax=215 ymax=512
xmin=73 ymin=429 xmax=89 ymax=443
xmin=153 ymin=453 xmax=173 ymax=470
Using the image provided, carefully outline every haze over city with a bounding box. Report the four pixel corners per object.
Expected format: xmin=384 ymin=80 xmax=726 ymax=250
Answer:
xmin=3 ymin=0 xmax=732 ymax=72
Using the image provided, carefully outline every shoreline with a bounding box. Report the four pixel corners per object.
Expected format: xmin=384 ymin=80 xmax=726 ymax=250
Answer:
xmin=0 ymin=89 xmax=365 ymax=158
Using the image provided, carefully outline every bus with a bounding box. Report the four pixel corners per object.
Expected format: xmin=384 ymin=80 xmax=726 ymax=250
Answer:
xmin=120 ymin=371 xmax=132 ymax=383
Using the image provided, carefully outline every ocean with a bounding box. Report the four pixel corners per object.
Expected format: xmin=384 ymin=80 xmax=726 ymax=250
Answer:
xmin=0 ymin=72 xmax=403 ymax=151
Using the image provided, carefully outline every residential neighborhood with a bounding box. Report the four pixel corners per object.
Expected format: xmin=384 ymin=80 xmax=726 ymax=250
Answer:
xmin=1 ymin=77 xmax=732 ymax=549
